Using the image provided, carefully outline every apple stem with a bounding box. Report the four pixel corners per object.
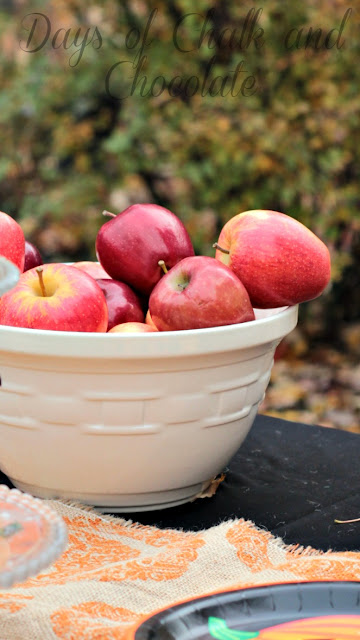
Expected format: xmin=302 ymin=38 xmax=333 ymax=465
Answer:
xmin=158 ymin=260 xmax=168 ymax=274
xmin=212 ymin=242 xmax=230 ymax=255
xmin=102 ymin=210 xmax=116 ymax=218
xmin=36 ymin=267 xmax=47 ymax=297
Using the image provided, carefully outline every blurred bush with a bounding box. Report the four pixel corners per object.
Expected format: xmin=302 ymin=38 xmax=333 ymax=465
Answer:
xmin=0 ymin=0 xmax=359 ymax=336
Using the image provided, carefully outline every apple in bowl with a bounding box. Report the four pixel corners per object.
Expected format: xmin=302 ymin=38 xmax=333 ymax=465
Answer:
xmin=24 ymin=240 xmax=43 ymax=272
xmin=0 ymin=264 xmax=108 ymax=332
xmin=96 ymin=279 xmax=144 ymax=331
xmin=214 ymin=210 xmax=331 ymax=308
xmin=72 ymin=261 xmax=111 ymax=280
xmin=96 ymin=204 xmax=194 ymax=296
xmin=145 ymin=310 xmax=159 ymax=331
xmin=0 ymin=211 xmax=25 ymax=272
xmin=109 ymin=322 xmax=157 ymax=333
xmin=149 ymin=256 xmax=255 ymax=331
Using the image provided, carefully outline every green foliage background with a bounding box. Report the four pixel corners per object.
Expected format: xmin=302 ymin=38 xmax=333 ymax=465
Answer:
xmin=0 ymin=0 xmax=359 ymax=336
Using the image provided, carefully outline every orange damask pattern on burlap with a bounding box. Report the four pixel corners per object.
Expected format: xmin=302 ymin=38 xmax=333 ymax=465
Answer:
xmin=51 ymin=602 xmax=142 ymax=640
xmin=0 ymin=502 xmax=359 ymax=640
xmin=225 ymin=521 xmax=360 ymax=580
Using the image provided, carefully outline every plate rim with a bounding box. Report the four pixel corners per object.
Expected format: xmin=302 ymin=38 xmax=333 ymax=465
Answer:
xmin=0 ymin=484 xmax=67 ymax=589
xmin=131 ymin=580 xmax=360 ymax=640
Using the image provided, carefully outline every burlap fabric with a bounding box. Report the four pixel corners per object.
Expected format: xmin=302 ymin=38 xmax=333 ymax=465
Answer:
xmin=0 ymin=501 xmax=359 ymax=639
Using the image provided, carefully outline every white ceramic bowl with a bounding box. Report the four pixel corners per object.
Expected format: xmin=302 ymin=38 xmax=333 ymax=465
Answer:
xmin=0 ymin=257 xmax=20 ymax=296
xmin=0 ymin=306 xmax=298 ymax=511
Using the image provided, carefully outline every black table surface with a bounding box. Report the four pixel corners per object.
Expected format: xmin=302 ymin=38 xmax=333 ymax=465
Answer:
xmin=1 ymin=415 xmax=359 ymax=552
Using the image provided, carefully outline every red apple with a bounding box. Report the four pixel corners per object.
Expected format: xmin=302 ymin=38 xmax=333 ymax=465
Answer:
xmin=72 ymin=261 xmax=111 ymax=280
xmin=0 ymin=264 xmax=108 ymax=332
xmin=109 ymin=322 xmax=157 ymax=333
xmin=96 ymin=278 xmax=144 ymax=331
xmin=24 ymin=240 xmax=43 ymax=272
xmin=149 ymin=256 xmax=255 ymax=331
xmin=214 ymin=210 xmax=331 ymax=308
xmin=96 ymin=204 xmax=194 ymax=296
xmin=0 ymin=211 xmax=25 ymax=272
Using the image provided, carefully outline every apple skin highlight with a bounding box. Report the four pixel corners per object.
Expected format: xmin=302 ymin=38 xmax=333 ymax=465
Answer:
xmin=215 ymin=209 xmax=331 ymax=308
xmin=0 ymin=263 xmax=108 ymax=332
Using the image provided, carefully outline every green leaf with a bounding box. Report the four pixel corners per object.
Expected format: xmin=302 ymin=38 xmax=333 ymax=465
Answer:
xmin=208 ymin=617 xmax=259 ymax=640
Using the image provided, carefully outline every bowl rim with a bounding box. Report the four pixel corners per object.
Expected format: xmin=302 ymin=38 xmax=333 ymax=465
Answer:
xmin=0 ymin=305 xmax=298 ymax=359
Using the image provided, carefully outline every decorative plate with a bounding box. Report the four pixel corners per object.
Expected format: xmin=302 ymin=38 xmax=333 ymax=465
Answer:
xmin=0 ymin=484 xmax=67 ymax=589
xmin=133 ymin=582 xmax=360 ymax=640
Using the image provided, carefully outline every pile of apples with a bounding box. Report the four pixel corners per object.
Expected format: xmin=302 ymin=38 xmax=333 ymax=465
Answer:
xmin=0 ymin=205 xmax=331 ymax=333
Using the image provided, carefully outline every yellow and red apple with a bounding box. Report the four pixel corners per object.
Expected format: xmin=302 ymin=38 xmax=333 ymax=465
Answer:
xmin=0 ymin=263 xmax=108 ymax=332
xmin=72 ymin=261 xmax=111 ymax=280
xmin=214 ymin=210 xmax=331 ymax=308
xmin=109 ymin=322 xmax=157 ymax=333
xmin=145 ymin=310 xmax=159 ymax=331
